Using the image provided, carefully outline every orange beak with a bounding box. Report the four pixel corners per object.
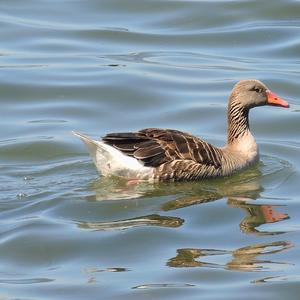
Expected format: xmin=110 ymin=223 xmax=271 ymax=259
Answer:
xmin=266 ymin=90 xmax=289 ymax=108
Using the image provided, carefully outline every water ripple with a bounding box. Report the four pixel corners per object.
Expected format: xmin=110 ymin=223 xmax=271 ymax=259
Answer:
xmin=1 ymin=0 xmax=299 ymax=299
xmin=0 ymin=277 xmax=54 ymax=284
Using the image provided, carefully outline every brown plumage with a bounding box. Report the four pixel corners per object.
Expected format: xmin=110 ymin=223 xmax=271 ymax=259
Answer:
xmin=103 ymin=128 xmax=223 ymax=180
xmin=74 ymin=79 xmax=289 ymax=181
xmin=103 ymin=129 xmax=222 ymax=168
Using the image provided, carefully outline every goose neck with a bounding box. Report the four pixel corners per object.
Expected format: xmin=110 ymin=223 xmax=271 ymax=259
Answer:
xmin=227 ymin=100 xmax=250 ymax=145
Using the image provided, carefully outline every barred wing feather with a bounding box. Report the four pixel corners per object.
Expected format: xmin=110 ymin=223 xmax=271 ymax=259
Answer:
xmin=103 ymin=128 xmax=222 ymax=169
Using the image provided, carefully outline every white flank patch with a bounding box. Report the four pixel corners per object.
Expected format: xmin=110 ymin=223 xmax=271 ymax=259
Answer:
xmin=73 ymin=132 xmax=154 ymax=180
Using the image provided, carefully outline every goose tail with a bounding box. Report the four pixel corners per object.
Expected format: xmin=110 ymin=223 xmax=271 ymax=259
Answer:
xmin=72 ymin=131 xmax=100 ymax=166
xmin=72 ymin=131 xmax=154 ymax=179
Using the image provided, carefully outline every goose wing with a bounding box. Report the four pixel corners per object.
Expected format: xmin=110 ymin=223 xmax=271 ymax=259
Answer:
xmin=102 ymin=128 xmax=222 ymax=169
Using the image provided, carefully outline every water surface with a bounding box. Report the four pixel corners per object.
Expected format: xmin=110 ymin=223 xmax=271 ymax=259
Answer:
xmin=1 ymin=0 xmax=300 ymax=299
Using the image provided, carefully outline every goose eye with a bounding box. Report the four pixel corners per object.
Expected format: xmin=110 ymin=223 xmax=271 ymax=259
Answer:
xmin=251 ymin=87 xmax=262 ymax=93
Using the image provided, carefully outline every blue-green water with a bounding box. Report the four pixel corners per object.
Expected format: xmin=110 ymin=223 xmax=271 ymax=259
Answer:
xmin=1 ymin=0 xmax=300 ymax=299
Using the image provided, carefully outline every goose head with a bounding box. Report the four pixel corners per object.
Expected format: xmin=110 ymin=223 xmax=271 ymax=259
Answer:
xmin=229 ymin=79 xmax=289 ymax=109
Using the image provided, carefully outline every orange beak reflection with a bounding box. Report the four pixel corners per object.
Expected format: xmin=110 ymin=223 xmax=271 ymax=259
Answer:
xmin=266 ymin=90 xmax=289 ymax=108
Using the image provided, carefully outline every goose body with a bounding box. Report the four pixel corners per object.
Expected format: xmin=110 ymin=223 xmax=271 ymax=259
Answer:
xmin=74 ymin=80 xmax=289 ymax=182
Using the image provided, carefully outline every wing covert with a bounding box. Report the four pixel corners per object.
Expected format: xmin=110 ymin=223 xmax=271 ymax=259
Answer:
xmin=103 ymin=128 xmax=222 ymax=169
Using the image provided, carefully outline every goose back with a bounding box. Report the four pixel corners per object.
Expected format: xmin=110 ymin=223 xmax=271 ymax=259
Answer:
xmin=103 ymin=128 xmax=224 ymax=180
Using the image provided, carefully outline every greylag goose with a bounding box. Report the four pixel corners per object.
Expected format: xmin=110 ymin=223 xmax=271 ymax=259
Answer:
xmin=74 ymin=79 xmax=289 ymax=182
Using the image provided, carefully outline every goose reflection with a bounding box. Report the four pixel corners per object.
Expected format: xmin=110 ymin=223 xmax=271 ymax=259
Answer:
xmin=77 ymin=214 xmax=184 ymax=231
xmin=159 ymin=172 xmax=289 ymax=234
xmin=228 ymin=200 xmax=289 ymax=235
xmin=167 ymin=241 xmax=292 ymax=271
xmin=86 ymin=159 xmax=289 ymax=234
xmin=84 ymin=266 xmax=130 ymax=284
